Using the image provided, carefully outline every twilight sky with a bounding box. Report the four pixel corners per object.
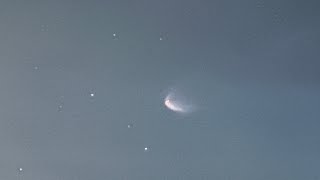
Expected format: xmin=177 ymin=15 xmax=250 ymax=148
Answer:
xmin=0 ymin=0 xmax=320 ymax=179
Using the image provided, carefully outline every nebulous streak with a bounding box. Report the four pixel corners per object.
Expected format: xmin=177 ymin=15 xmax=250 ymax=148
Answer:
xmin=164 ymin=99 xmax=185 ymax=112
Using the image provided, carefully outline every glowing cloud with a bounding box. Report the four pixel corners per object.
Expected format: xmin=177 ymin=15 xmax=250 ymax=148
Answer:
xmin=164 ymin=90 xmax=195 ymax=114
xmin=164 ymin=99 xmax=185 ymax=112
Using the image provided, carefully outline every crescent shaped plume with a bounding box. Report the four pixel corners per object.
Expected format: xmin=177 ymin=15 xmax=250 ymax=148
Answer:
xmin=164 ymin=99 xmax=185 ymax=112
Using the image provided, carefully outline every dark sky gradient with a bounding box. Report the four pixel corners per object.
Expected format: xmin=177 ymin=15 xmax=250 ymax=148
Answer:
xmin=0 ymin=0 xmax=320 ymax=179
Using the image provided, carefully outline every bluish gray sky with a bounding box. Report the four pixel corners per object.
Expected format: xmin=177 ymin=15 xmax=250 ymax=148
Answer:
xmin=0 ymin=0 xmax=319 ymax=179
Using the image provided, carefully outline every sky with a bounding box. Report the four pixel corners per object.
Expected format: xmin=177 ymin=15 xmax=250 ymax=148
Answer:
xmin=0 ymin=0 xmax=320 ymax=179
